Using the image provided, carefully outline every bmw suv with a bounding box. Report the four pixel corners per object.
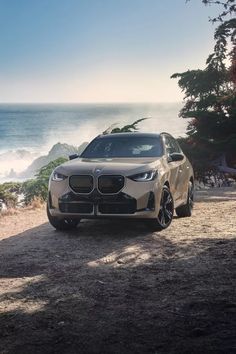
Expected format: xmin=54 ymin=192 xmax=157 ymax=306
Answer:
xmin=47 ymin=132 xmax=194 ymax=231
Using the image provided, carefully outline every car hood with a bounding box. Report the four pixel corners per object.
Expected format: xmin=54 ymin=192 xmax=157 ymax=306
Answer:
xmin=57 ymin=157 xmax=162 ymax=176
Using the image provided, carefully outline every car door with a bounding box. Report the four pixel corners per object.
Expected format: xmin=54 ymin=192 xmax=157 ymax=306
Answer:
xmin=170 ymin=136 xmax=189 ymax=203
xmin=163 ymin=134 xmax=185 ymax=203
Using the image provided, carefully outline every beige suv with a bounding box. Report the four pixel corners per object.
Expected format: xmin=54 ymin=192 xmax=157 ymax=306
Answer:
xmin=47 ymin=132 xmax=194 ymax=231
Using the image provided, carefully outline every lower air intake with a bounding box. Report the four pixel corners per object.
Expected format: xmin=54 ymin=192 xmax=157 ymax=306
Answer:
xmin=59 ymin=203 xmax=93 ymax=213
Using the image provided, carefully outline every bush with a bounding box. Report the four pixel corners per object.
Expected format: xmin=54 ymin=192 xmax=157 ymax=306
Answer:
xmin=22 ymin=157 xmax=67 ymax=204
xmin=0 ymin=182 xmax=22 ymax=207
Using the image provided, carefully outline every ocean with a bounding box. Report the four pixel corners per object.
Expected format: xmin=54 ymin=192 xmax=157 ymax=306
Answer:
xmin=0 ymin=103 xmax=188 ymax=181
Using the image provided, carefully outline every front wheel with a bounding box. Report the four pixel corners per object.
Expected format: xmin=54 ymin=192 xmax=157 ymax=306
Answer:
xmin=176 ymin=181 xmax=194 ymax=217
xmin=148 ymin=185 xmax=174 ymax=231
xmin=47 ymin=203 xmax=80 ymax=231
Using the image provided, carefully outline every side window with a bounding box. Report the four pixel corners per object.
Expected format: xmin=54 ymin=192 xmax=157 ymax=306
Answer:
xmin=164 ymin=135 xmax=181 ymax=154
xmin=164 ymin=135 xmax=176 ymax=154
xmin=171 ymin=137 xmax=181 ymax=153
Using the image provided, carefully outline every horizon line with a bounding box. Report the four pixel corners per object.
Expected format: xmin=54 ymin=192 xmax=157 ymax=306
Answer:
xmin=0 ymin=101 xmax=182 ymax=105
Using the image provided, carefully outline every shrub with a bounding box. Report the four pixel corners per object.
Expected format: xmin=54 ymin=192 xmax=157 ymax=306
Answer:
xmin=22 ymin=157 xmax=67 ymax=204
xmin=0 ymin=182 xmax=22 ymax=207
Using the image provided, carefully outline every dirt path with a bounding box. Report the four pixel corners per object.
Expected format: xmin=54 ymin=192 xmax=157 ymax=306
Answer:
xmin=0 ymin=188 xmax=236 ymax=354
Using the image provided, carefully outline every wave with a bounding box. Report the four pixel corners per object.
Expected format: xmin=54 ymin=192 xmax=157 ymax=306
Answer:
xmin=0 ymin=142 xmax=87 ymax=183
xmin=0 ymin=149 xmax=39 ymax=182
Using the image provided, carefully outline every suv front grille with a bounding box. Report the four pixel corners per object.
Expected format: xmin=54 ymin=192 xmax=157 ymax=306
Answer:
xmin=70 ymin=175 xmax=93 ymax=194
xmin=98 ymin=175 xmax=124 ymax=194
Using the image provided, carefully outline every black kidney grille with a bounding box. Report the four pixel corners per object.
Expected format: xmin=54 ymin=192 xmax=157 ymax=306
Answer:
xmin=70 ymin=175 xmax=93 ymax=193
xmin=98 ymin=175 xmax=124 ymax=194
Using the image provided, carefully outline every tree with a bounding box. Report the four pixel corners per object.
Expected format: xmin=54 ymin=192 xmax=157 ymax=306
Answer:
xmin=172 ymin=0 xmax=236 ymax=176
xmin=201 ymin=0 xmax=236 ymax=22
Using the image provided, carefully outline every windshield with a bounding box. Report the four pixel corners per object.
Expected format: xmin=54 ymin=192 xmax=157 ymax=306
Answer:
xmin=81 ymin=136 xmax=163 ymax=158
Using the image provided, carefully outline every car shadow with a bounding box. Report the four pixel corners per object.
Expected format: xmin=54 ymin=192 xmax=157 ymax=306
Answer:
xmin=0 ymin=219 xmax=235 ymax=354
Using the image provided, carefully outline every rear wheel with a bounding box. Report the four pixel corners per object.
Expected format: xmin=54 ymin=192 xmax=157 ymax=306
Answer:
xmin=47 ymin=203 xmax=80 ymax=230
xmin=148 ymin=185 xmax=174 ymax=231
xmin=176 ymin=181 xmax=194 ymax=217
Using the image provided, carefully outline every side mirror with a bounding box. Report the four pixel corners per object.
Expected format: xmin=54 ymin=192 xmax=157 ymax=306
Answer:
xmin=69 ymin=153 xmax=80 ymax=160
xmin=168 ymin=153 xmax=184 ymax=162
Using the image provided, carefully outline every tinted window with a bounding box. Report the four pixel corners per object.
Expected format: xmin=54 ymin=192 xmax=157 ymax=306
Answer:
xmin=81 ymin=136 xmax=163 ymax=158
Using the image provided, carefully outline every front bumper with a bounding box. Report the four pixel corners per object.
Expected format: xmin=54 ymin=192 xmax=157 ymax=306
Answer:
xmin=48 ymin=177 xmax=161 ymax=219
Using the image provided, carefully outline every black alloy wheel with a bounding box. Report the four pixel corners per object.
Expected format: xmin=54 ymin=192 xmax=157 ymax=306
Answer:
xmin=149 ymin=185 xmax=174 ymax=231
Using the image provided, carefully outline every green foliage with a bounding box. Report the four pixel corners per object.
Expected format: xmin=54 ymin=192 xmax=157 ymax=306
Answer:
xmin=103 ymin=118 xmax=149 ymax=135
xmin=22 ymin=157 xmax=67 ymax=204
xmin=177 ymin=137 xmax=217 ymax=179
xmin=172 ymin=0 xmax=236 ymax=175
xmin=0 ymin=182 xmax=22 ymax=207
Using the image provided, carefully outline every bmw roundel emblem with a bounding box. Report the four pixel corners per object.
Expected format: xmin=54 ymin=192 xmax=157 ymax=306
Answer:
xmin=95 ymin=168 xmax=101 ymax=174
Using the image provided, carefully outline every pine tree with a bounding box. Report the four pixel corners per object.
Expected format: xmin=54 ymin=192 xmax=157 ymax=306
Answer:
xmin=173 ymin=0 xmax=236 ymax=176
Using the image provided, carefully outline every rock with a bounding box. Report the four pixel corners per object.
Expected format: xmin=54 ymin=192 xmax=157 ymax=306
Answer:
xmin=20 ymin=142 xmax=88 ymax=178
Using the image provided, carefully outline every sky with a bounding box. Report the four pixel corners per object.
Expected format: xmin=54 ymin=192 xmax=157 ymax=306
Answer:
xmin=0 ymin=0 xmax=220 ymax=103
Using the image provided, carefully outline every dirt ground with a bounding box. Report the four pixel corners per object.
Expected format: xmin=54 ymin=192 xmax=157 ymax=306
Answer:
xmin=0 ymin=188 xmax=236 ymax=354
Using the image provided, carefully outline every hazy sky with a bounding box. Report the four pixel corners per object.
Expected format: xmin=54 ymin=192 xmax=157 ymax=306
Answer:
xmin=0 ymin=0 xmax=220 ymax=103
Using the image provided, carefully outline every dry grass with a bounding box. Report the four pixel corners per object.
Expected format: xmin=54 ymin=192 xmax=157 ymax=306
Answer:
xmin=25 ymin=197 xmax=45 ymax=210
xmin=0 ymin=207 xmax=19 ymax=218
xmin=0 ymin=198 xmax=45 ymax=220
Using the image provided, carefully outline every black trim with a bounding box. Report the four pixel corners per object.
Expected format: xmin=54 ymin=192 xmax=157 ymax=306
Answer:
xmin=59 ymin=202 xmax=93 ymax=214
xmin=147 ymin=192 xmax=155 ymax=210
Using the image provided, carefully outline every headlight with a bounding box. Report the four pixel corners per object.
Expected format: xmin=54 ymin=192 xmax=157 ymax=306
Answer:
xmin=128 ymin=170 xmax=157 ymax=182
xmin=51 ymin=172 xmax=68 ymax=181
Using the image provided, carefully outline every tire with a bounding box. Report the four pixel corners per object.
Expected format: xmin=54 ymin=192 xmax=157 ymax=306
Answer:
xmin=148 ymin=185 xmax=174 ymax=231
xmin=46 ymin=203 xmax=80 ymax=231
xmin=176 ymin=181 xmax=194 ymax=217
